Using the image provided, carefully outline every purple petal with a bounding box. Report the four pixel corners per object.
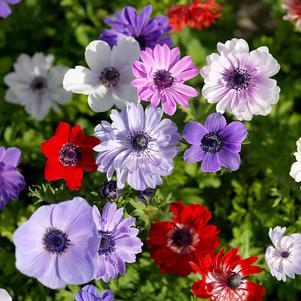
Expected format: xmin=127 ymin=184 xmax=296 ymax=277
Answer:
xmin=201 ymin=153 xmax=221 ymax=172
xmin=0 ymin=1 xmax=11 ymax=18
xmin=204 ymin=113 xmax=227 ymax=133
xmin=184 ymin=145 xmax=205 ymax=163
xmin=2 ymin=147 xmax=22 ymax=167
xmin=220 ymin=121 xmax=248 ymax=144
xmin=219 ymin=150 xmax=241 ymax=171
xmin=183 ymin=121 xmax=208 ymax=145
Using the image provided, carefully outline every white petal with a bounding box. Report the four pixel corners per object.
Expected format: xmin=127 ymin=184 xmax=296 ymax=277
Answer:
xmin=88 ymin=90 xmax=114 ymax=112
xmin=112 ymin=84 xmax=138 ymax=109
xmin=290 ymin=162 xmax=301 ymax=182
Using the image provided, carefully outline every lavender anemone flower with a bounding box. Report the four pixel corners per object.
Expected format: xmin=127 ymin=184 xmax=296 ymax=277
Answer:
xmin=94 ymin=103 xmax=180 ymax=190
xmin=76 ymin=285 xmax=114 ymax=301
xmin=93 ymin=202 xmax=143 ymax=282
xmin=13 ymin=197 xmax=98 ymax=289
xmin=265 ymin=226 xmax=301 ymax=281
xmin=200 ymin=38 xmax=280 ymax=120
xmin=0 ymin=289 xmax=12 ymax=301
xmin=131 ymin=44 xmax=199 ymax=116
xmin=99 ymin=5 xmax=172 ymax=50
xmin=0 ymin=147 xmax=26 ymax=210
xmin=183 ymin=113 xmax=247 ymax=173
xmin=0 ymin=0 xmax=21 ymax=18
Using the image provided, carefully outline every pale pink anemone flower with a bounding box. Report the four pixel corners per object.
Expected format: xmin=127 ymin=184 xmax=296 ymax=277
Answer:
xmin=131 ymin=44 xmax=199 ymax=116
xmin=200 ymin=38 xmax=280 ymax=121
xmin=282 ymin=0 xmax=301 ymax=29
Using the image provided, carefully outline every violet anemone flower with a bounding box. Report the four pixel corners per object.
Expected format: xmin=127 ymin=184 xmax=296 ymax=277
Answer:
xmin=99 ymin=5 xmax=172 ymax=50
xmin=13 ymin=197 xmax=98 ymax=289
xmin=131 ymin=44 xmax=199 ymax=116
xmin=75 ymin=285 xmax=114 ymax=301
xmin=0 ymin=147 xmax=26 ymax=210
xmin=93 ymin=202 xmax=143 ymax=282
xmin=183 ymin=113 xmax=247 ymax=172
xmin=94 ymin=103 xmax=180 ymax=190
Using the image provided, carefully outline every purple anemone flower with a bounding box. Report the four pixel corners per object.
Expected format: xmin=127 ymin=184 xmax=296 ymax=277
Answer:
xmin=99 ymin=5 xmax=172 ymax=50
xmin=131 ymin=44 xmax=199 ymax=116
xmin=76 ymin=285 xmax=114 ymax=301
xmin=100 ymin=181 xmax=121 ymax=199
xmin=265 ymin=226 xmax=301 ymax=281
xmin=200 ymin=38 xmax=280 ymax=120
xmin=94 ymin=103 xmax=180 ymax=190
xmin=183 ymin=113 xmax=247 ymax=173
xmin=0 ymin=147 xmax=26 ymax=210
xmin=0 ymin=0 xmax=21 ymax=18
xmin=92 ymin=202 xmax=143 ymax=282
xmin=13 ymin=197 xmax=98 ymax=289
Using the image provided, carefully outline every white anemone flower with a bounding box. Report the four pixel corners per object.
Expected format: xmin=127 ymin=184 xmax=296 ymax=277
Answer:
xmin=200 ymin=38 xmax=280 ymax=121
xmin=63 ymin=37 xmax=140 ymax=112
xmin=0 ymin=289 xmax=12 ymax=301
xmin=289 ymin=137 xmax=301 ymax=182
xmin=265 ymin=226 xmax=301 ymax=281
xmin=4 ymin=53 xmax=71 ymax=121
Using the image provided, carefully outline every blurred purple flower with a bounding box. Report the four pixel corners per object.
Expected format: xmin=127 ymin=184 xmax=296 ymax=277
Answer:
xmin=265 ymin=226 xmax=301 ymax=281
xmin=0 ymin=147 xmax=26 ymax=210
xmin=94 ymin=103 xmax=180 ymax=190
xmin=92 ymin=202 xmax=143 ymax=282
xmin=131 ymin=44 xmax=199 ymax=116
xmin=100 ymin=181 xmax=121 ymax=199
xmin=13 ymin=197 xmax=98 ymax=289
xmin=75 ymin=285 xmax=114 ymax=301
xmin=99 ymin=5 xmax=172 ymax=50
xmin=183 ymin=113 xmax=247 ymax=173
xmin=137 ymin=188 xmax=154 ymax=204
xmin=0 ymin=0 xmax=21 ymax=18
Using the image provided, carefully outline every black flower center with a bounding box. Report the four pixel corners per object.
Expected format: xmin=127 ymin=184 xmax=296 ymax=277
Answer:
xmin=153 ymin=69 xmax=174 ymax=90
xmin=225 ymin=68 xmax=251 ymax=91
xmin=59 ymin=144 xmax=81 ymax=166
xmin=227 ymin=274 xmax=242 ymax=289
xmin=131 ymin=133 xmax=149 ymax=151
xmin=135 ymin=35 xmax=147 ymax=50
xmin=43 ymin=228 xmax=70 ymax=255
xmin=201 ymin=133 xmax=223 ymax=153
xmin=30 ymin=76 xmax=48 ymax=92
xmin=100 ymin=181 xmax=121 ymax=199
xmin=100 ymin=67 xmax=120 ymax=87
xmin=281 ymin=251 xmax=290 ymax=258
xmin=171 ymin=226 xmax=193 ymax=247
xmin=98 ymin=231 xmax=115 ymax=255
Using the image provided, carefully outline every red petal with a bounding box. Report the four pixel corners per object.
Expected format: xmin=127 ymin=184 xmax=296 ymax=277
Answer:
xmin=191 ymin=280 xmax=210 ymax=298
xmin=44 ymin=159 xmax=64 ymax=181
xmin=63 ymin=166 xmax=83 ymax=190
xmin=78 ymin=149 xmax=97 ymax=172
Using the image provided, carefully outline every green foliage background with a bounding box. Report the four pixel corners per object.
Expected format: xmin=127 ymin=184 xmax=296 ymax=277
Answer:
xmin=1 ymin=0 xmax=301 ymax=300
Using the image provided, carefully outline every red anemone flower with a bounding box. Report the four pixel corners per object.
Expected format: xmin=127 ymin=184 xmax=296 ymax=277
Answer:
xmin=167 ymin=0 xmax=223 ymax=32
xmin=41 ymin=122 xmax=99 ymax=190
xmin=147 ymin=201 xmax=219 ymax=276
xmin=191 ymin=247 xmax=265 ymax=301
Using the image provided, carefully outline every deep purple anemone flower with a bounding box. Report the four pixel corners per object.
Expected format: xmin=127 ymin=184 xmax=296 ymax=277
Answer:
xmin=76 ymin=285 xmax=114 ymax=301
xmin=94 ymin=103 xmax=180 ymax=190
xmin=13 ymin=197 xmax=98 ymax=289
xmin=131 ymin=44 xmax=199 ymax=116
xmin=183 ymin=113 xmax=247 ymax=172
xmin=93 ymin=202 xmax=143 ymax=282
xmin=0 ymin=0 xmax=21 ymax=18
xmin=99 ymin=5 xmax=172 ymax=50
xmin=0 ymin=147 xmax=26 ymax=210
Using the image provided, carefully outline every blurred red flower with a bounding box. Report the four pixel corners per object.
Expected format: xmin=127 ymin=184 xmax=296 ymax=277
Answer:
xmin=41 ymin=122 xmax=99 ymax=190
xmin=148 ymin=201 xmax=219 ymax=276
xmin=282 ymin=0 xmax=301 ymax=29
xmin=167 ymin=0 xmax=223 ymax=32
xmin=191 ymin=247 xmax=265 ymax=301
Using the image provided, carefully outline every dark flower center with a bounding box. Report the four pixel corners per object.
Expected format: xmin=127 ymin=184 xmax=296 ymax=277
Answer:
xmin=131 ymin=133 xmax=149 ymax=151
xmin=43 ymin=228 xmax=70 ymax=255
xmin=100 ymin=67 xmax=120 ymax=87
xmin=227 ymin=274 xmax=242 ymax=289
xmin=100 ymin=181 xmax=121 ymax=199
xmin=134 ymin=35 xmax=147 ymax=50
xmin=171 ymin=227 xmax=193 ymax=247
xmin=201 ymin=133 xmax=223 ymax=153
xmin=281 ymin=251 xmax=290 ymax=258
xmin=30 ymin=76 xmax=48 ymax=92
xmin=225 ymin=68 xmax=251 ymax=91
xmin=59 ymin=144 xmax=81 ymax=166
xmin=98 ymin=231 xmax=115 ymax=255
xmin=153 ymin=69 xmax=174 ymax=90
